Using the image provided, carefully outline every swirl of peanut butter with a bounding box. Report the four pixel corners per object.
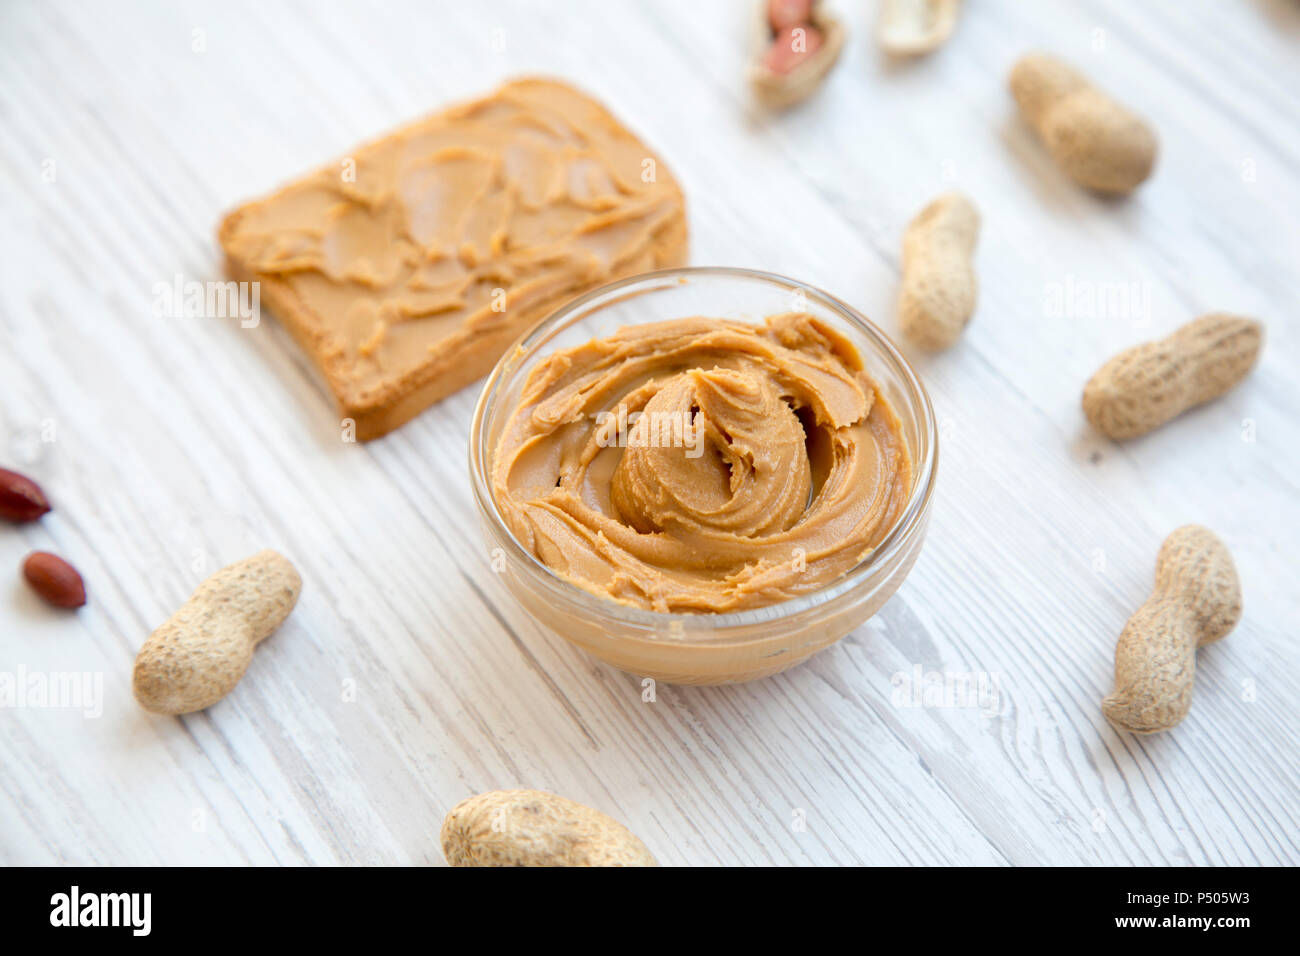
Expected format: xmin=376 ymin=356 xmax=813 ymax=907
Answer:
xmin=492 ymin=313 xmax=912 ymax=612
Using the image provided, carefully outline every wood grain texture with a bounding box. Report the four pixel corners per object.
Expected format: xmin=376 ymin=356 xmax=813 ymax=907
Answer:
xmin=1 ymin=0 xmax=1296 ymax=866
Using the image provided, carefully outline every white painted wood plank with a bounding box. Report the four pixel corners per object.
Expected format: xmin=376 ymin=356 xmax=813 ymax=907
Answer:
xmin=0 ymin=0 xmax=1295 ymax=866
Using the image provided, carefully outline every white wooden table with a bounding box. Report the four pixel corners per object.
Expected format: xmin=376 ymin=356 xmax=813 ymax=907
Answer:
xmin=2 ymin=0 xmax=1296 ymax=866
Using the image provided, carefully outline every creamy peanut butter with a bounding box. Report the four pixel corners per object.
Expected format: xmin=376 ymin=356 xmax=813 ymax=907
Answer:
xmin=220 ymin=78 xmax=687 ymax=439
xmin=493 ymin=313 xmax=912 ymax=612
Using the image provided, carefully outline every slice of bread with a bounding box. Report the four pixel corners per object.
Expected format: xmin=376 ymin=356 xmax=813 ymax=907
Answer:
xmin=219 ymin=77 xmax=688 ymax=440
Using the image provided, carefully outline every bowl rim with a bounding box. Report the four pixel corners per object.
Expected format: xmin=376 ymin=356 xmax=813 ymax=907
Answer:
xmin=469 ymin=265 xmax=938 ymax=632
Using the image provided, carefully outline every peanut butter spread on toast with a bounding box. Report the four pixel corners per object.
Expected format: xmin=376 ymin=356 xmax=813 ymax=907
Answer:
xmin=220 ymin=78 xmax=687 ymax=438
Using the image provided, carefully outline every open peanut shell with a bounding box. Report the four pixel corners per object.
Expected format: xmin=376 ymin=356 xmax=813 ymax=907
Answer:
xmin=877 ymin=0 xmax=961 ymax=57
xmin=750 ymin=1 xmax=846 ymax=109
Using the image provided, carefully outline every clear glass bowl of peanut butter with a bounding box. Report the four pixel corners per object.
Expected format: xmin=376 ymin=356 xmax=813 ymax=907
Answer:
xmin=470 ymin=267 xmax=937 ymax=684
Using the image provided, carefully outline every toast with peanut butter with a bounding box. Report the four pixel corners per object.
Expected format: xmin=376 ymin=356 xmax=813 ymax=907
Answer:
xmin=219 ymin=77 xmax=688 ymax=440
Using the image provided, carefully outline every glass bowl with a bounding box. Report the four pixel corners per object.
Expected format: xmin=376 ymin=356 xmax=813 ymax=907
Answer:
xmin=469 ymin=267 xmax=937 ymax=684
